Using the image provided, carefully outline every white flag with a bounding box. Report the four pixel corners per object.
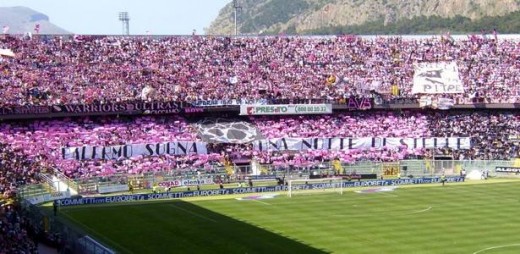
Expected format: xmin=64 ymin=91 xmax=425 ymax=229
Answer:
xmin=2 ymin=25 xmax=9 ymax=34
xmin=0 ymin=49 xmax=15 ymax=57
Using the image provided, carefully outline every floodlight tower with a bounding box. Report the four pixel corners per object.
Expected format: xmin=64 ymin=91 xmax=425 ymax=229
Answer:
xmin=118 ymin=12 xmax=130 ymax=35
xmin=233 ymin=0 xmax=242 ymax=36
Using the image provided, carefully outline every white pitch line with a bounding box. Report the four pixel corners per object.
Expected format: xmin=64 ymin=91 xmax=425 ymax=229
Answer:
xmin=170 ymin=204 xmax=217 ymax=222
xmin=253 ymin=200 xmax=272 ymax=205
xmin=407 ymin=206 xmax=432 ymax=215
xmin=473 ymin=243 xmax=520 ymax=254
xmin=333 ymin=205 xmax=433 ymax=218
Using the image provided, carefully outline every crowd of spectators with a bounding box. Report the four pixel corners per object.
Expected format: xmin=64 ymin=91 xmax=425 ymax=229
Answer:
xmin=2 ymin=33 xmax=520 ymax=254
xmin=0 ymin=143 xmax=44 ymax=254
xmin=250 ymin=111 xmax=430 ymax=138
xmin=248 ymin=111 xmax=520 ymax=166
xmin=1 ymin=34 xmax=519 ymax=107
xmin=429 ymin=111 xmax=520 ymax=160
xmin=0 ymin=111 xmax=517 ymax=179
xmin=0 ymin=115 xmax=214 ymax=178
xmin=0 ymin=32 xmax=519 ymax=179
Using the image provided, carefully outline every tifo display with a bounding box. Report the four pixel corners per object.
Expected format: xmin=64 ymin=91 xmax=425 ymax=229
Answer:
xmin=1 ymin=33 xmax=520 ymax=254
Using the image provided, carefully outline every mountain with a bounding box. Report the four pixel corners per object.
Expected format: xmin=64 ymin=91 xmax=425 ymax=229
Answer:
xmin=0 ymin=6 xmax=70 ymax=34
xmin=206 ymin=0 xmax=520 ymax=35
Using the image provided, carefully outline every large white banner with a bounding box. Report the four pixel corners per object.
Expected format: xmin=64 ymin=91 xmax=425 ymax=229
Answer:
xmin=412 ymin=62 xmax=464 ymax=94
xmin=62 ymin=141 xmax=208 ymax=160
xmin=253 ymin=137 xmax=471 ymax=151
xmin=98 ymin=184 xmax=130 ymax=194
xmin=0 ymin=48 xmax=15 ymax=57
xmin=190 ymin=99 xmax=259 ymax=107
xmin=62 ymin=137 xmax=470 ymax=161
xmin=240 ymin=104 xmax=332 ymax=116
xmin=25 ymin=191 xmax=71 ymax=205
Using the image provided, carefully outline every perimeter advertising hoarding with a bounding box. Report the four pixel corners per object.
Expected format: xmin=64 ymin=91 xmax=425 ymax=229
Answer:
xmin=240 ymin=104 xmax=333 ymax=116
xmin=57 ymin=177 xmax=464 ymax=207
xmin=495 ymin=167 xmax=520 ymax=173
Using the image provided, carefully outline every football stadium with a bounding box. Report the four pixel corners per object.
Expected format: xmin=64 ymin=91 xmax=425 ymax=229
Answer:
xmin=2 ymin=1 xmax=520 ymax=254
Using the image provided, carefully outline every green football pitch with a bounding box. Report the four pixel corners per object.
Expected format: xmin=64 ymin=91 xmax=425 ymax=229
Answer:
xmin=60 ymin=180 xmax=520 ymax=254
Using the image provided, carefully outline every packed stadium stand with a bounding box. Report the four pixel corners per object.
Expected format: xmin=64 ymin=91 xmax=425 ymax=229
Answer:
xmin=1 ymin=33 xmax=520 ymax=253
xmin=1 ymin=35 xmax=519 ymax=106
xmin=0 ymin=143 xmax=42 ymax=253
xmin=0 ymin=111 xmax=517 ymax=179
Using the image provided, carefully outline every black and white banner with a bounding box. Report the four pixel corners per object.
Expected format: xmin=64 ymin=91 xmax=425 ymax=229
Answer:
xmin=253 ymin=137 xmax=471 ymax=151
xmin=196 ymin=118 xmax=265 ymax=144
xmin=62 ymin=137 xmax=470 ymax=161
xmin=190 ymin=99 xmax=259 ymax=107
xmin=412 ymin=62 xmax=464 ymax=94
xmin=419 ymin=96 xmax=455 ymax=110
xmin=62 ymin=141 xmax=208 ymax=160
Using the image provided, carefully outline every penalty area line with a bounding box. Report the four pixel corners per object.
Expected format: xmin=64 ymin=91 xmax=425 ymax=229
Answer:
xmin=473 ymin=243 xmax=520 ymax=254
xmin=169 ymin=204 xmax=217 ymax=223
xmin=406 ymin=206 xmax=432 ymax=215
xmin=253 ymin=200 xmax=272 ymax=205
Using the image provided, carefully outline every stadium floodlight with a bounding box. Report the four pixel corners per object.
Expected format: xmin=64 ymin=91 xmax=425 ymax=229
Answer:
xmin=233 ymin=0 xmax=242 ymax=36
xmin=118 ymin=12 xmax=130 ymax=36
xmin=288 ymin=178 xmax=343 ymax=197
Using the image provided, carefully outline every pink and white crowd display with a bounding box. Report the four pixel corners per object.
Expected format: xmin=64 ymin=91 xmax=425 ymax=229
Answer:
xmin=1 ymin=33 xmax=520 ymax=253
xmin=0 ymin=35 xmax=519 ymax=107
xmin=0 ymin=111 xmax=518 ymax=179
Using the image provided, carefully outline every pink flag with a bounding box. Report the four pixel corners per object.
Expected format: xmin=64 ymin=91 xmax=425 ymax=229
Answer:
xmin=2 ymin=25 xmax=9 ymax=34
xmin=34 ymin=24 xmax=40 ymax=34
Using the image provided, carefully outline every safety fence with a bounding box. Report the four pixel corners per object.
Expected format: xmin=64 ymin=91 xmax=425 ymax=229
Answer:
xmin=20 ymin=200 xmax=115 ymax=254
xmin=21 ymin=159 xmax=516 ymax=198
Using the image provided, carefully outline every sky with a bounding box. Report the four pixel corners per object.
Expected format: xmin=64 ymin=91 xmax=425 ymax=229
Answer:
xmin=0 ymin=0 xmax=232 ymax=35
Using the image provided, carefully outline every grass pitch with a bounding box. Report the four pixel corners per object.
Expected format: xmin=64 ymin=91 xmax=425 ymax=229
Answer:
xmin=60 ymin=181 xmax=520 ymax=254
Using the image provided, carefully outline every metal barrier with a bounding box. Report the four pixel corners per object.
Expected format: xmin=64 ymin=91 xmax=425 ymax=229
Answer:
xmin=18 ymin=183 xmax=53 ymax=198
xmin=275 ymin=159 xmax=517 ymax=178
xmin=66 ymin=159 xmax=518 ymax=195
xmin=20 ymin=200 xmax=116 ymax=254
xmin=53 ymin=170 xmax=79 ymax=193
xmin=39 ymin=159 xmax=520 ymax=196
xmin=77 ymin=236 xmax=116 ymax=254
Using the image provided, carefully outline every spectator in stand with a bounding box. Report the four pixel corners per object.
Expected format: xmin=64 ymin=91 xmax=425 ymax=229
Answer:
xmin=0 ymin=111 xmax=518 ymax=179
xmin=0 ymin=143 xmax=43 ymax=254
xmin=0 ymin=34 xmax=519 ymax=107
